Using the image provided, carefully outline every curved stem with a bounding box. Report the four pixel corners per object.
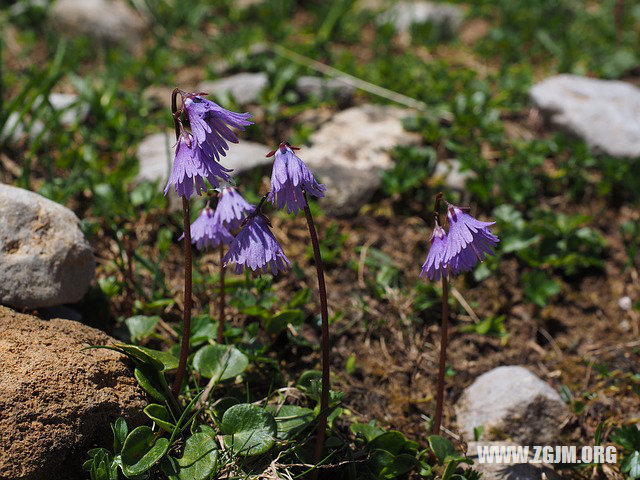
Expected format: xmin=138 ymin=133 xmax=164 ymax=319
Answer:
xmin=217 ymin=244 xmax=226 ymax=344
xmin=172 ymin=197 xmax=193 ymax=398
xmin=433 ymin=276 xmax=449 ymax=435
xmin=303 ymin=197 xmax=330 ymax=471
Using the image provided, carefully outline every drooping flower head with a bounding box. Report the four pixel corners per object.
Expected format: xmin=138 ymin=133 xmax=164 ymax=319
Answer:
xmin=222 ymin=213 xmax=290 ymax=275
xmin=443 ymin=204 xmax=499 ymax=274
xmin=164 ymin=132 xmax=232 ymax=198
xmin=183 ymin=95 xmax=253 ymax=161
xmin=182 ymin=202 xmax=234 ymax=251
xmin=267 ymin=142 xmax=326 ymax=215
xmin=420 ymin=223 xmax=448 ymax=281
xmin=213 ymin=186 xmax=254 ymax=231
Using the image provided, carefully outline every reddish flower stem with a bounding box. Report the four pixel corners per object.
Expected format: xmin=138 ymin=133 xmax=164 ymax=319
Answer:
xmin=433 ymin=276 xmax=449 ymax=435
xmin=170 ymin=88 xmax=193 ymax=399
xmin=217 ymin=244 xmax=226 ymax=344
xmin=303 ymin=196 xmax=330 ymax=472
xmin=172 ymin=197 xmax=193 ymax=398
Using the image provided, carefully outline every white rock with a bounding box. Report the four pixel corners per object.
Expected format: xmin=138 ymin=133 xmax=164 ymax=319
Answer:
xmin=456 ymin=366 xmax=568 ymax=445
xmin=198 ymin=73 xmax=268 ymax=105
xmin=619 ymin=296 xmax=632 ymax=311
xmin=433 ymin=159 xmax=475 ymax=190
xmin=303 ymin=104 xmax=420 ymax=216
xmin=378 ymin=1 xmax=464 ymax=36
xmin=531 ymin=75 xmax=640 ymax=158
xmin=295 ymin=76 xmax=355 ymax=104
xmin=0 ymin=184 xmax=95 ymax=309
xmin=49 ymin=0 xmax=149 ymax=46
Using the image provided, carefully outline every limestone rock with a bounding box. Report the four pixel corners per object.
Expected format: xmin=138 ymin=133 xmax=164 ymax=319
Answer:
xmin=295 ymin=76 xmax=355 ymax=105
xmin=303 ymin=104 xmax=420 ymax=216
xmin=378 ymin=1 xmax=464 ymax=37
xmin=456 ymin=366 xmax=568 ymax=445
xmin=531 ymin=75 xmax=640 ymax=158
xmin=0 ymin=184 xmax=95 ymax=309
xmin=49 ymin=0 xmax=149 ymax=47
xmin=0 ymin=306 xmax=146 ymax=480
xmin=198 ymin=72 xmax=268 ymax=105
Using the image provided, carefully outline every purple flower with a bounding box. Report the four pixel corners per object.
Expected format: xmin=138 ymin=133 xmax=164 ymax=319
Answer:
xmin=183 ymin=96 xmax=253 ymax=161
xmin=213 ymin=186 xmax=254 ymax=231
xmin=443 ymin=205 xmax=499 ymax=273
xmin=164 ymin=133 xmax=232 ymax=198
xmin=222 ymin=214 xmax=290 ymax=275
xmin=267 ymin=142 xmax=325 ymax=215
xmin=182 ymin=204 xmax=234 ymax=251
xmin=420 ymin=224 xmax=448 ymax=281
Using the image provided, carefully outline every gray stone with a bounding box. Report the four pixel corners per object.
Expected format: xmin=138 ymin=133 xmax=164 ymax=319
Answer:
xmin=295 ymin=76 xmax=356 ymax=105
xmin=466 ymin=442 xmax=560 ymax=480
xmin=136 ymin=131 xmax=271 ymax=186
xmin=0 ymin=184 xmax=95 ymax=309
xmin=198 ymin=72 xmax=268 ymax=105
xmin=433 ymin=159 xmax=475 ymax=190
xmin=49 ymin=0 xmax=149 ymax=47
xmin=378 ymin=1 xmax=464 ymax=36
xmin=456 ymin=366 xmax=569 ymax=445
xmin=531 ymin=74 xmax=640 ymax=158
xmin=303 ymin=104 xmax=420 ymax=216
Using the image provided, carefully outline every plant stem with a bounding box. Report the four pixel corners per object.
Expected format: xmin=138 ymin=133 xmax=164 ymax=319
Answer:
xmin=303 ymin=196 xmax=330 ymax=470
xmin=172 ymin=197 xmax=193 ymax=398
xmin=170 ymin=88 xmax=192 ymax=399
xmin=217 ymin=244 xmax=226 ymax=344
xmin=433 ymin=276 xmax=449 ymax=435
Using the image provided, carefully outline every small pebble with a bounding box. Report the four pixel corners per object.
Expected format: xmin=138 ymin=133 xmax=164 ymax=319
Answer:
xmin=619 ymin=296 xmax=632 ymax=311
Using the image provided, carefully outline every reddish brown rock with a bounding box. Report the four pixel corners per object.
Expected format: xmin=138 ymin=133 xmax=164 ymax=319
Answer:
xmin=0 ymin=306 xmax=146 ymax=480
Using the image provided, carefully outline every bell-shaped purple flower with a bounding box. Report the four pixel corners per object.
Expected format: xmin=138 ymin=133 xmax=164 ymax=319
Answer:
xmin=164 ymin=133 xmax=232 ymax=198
xmin=182 ymin=203 xmax=234 ymax=251
xmin=213 ymin=186 xmax=254 ymax=231
xmin=183 ymin=96 xmax=253 ymax=161
xmin=420 ymin=224 xmax=449 ymax=281
xmin=222 ymin=214 xmax=290 ymax=275
xmin=443 ymin=205 xmax=499 ymax=273
xmin=267 ymin=142 xmax=326 ymax=215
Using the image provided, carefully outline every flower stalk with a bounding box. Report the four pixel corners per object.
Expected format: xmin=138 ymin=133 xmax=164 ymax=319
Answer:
xmin=217 ymin=244 xmax=226 ymax=343
xmin=303 ymin=193 xmax=331 ymax=468
xmin=433 ymin=275 xmax=449 ymax=435
xmin=170 ymin=88 xmax=192 ymax=399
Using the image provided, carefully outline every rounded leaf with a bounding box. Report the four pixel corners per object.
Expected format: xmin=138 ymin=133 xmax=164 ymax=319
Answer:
xmin=121 ymin=426 xmax=169 ymax=476
xmin=222 ymin=404 xmax=277 ymax=456
xmin=163 ymin=433 xmax=218 ymax=480
xmin=193 ymin=344 xmax=248 ymax=381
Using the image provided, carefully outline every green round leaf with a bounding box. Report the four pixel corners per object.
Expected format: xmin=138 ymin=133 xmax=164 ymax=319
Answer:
xmin=143 ymin=404 xmax=175 ymax=433
xmin=125 ymin=315 xmax=160 ymax=342
xmin=266 ymin=405 xmax=314 ymax=439
xmin=297 ymin=370 xmax=322 ymax=389
xmin=163 ymin=433 xmax=218 ymax=480
xmin=222 ymin=404 xmax=277 ymax=456
xmin=121 ymin=426 xmax=169 ymax=476
xmin=369 ymin=431 xmax=407 ymax=455
xmin=428 ymin=435 xmax=457 ymax=463
xmin=193 ymin=344 xmax=248 ymax=381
